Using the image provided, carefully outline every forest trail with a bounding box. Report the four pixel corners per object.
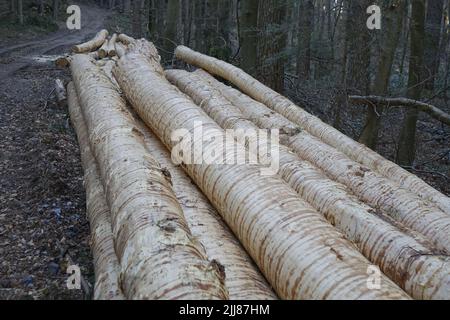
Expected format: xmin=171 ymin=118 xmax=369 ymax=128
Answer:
xmin=0 ymin=4 xmax=111 ymax=300
xmin=0 ymin=4 xmax=109 ymax=78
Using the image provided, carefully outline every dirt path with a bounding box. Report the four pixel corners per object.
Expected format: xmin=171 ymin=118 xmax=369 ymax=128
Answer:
xmin=0 ymin=4 xmax=109 ymax=78
xmin=0 ymin=4 xmax=111 ymax=300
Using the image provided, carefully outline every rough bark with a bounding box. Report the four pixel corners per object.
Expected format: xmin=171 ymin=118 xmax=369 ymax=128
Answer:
xmin=162 ymin=0 xmax=181 ymax=62
xmin=170 ymin=69 xmax=450 ymax=300
xmin=70 ymin=54 xmax=228 ymax=300
xmin=52 ymin=0 xmax=58 ymax=20
xmin=132 ymin=0 xmax=142 ymax=38
xmin=297 ymin=0 xmax=314 ymax=81
xmin=114 ymin=39 xmax=411 ymax=300
xmin=67 ymin=82 xmax=125 ymax=300
xmin=423 ymin=0 xmax=444 ymax=90
xmin=359 ymin=0 xmax=406 ymax=149
xmin=397 ymin=0 xmax=426 ymax=166
xmin=256 ymin=0 xmax=288 ymax=92
xmin=239 ymin=0 xmax=259 ymax=76
xmin=17 ymin=0 xmax=23 ymax=24
xmin=174 ymin=45 xmax=450 ymax=215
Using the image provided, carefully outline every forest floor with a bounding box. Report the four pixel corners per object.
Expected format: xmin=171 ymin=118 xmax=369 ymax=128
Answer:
xmin=0 ymin=3 xmax=111 ymax=300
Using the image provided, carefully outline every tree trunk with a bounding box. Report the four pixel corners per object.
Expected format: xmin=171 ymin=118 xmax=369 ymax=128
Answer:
xmin=11 ymin=0 xmax=16 ymax=14
xmin=132 ymin=0 xmax=142 ymax=38
xmin=181 ymin=0 xmax=192 ymax=46
xmin=345 ymin=0 xmax=371 ymax=94
xmin=70 ymin=54 xmax=228 ymax=300
xmin=124 ymin=0 xmax=131 ymax=12
xmin=38 ymin=0 xmax=44 ymax=15
xmin=162 ymin=0 xmax=180 ymax=62
xmin=297 ymin=0 xmax=313 ymax=81
xmin=359 ymin=0 xmax=406 ymax=149
xmin=115 ymin=40 xmax=411 ymax=300
xmin=257 ymin=0 xmax=288 ymax=92
xmin=168 ymin=69 xmax=450 ymax=300
xmin=193 ymin=0 xmax=205 ymax=52
xmin=239 ymin=0 xmax=259 ymax=76
xmin=67 ymin=82 xmax=125 ymax=300
xmin=174 ymin=45 xmax=450 ymax=214
xmin=17 ymin=0 xmax=23 ymax=24
xmin=397 ymin=0 xmax=426 ymax=166
xmin=52 ymin=0 xmax=58 ymax=20
xmin=423 ymin=0 xmax=444 ymax=90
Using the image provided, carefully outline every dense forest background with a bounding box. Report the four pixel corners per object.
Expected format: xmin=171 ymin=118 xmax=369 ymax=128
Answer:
xmin=3 ymin=0 xmax=450 ymax=185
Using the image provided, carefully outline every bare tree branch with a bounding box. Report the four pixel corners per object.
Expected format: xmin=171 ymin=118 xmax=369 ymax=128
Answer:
xmin=349 ymin=95 xmax=450 ymax=126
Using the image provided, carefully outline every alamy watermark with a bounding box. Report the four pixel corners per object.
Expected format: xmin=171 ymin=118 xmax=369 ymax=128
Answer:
xmin=66 ymin=264 xmax=81 ymax=290
xmin=367 ymin=265 xmax=382 ymax=290
xmin=66 ymin=5 xmax=81 ymax=30
xmin=170 ymin=121 xmax=280 ymax=176
xmin=367 ymin=5 xmax=382 ymax=30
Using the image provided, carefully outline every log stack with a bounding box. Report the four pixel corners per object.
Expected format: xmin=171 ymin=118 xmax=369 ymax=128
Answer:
xmin=59 ymin=30 xmax=450 ymax=300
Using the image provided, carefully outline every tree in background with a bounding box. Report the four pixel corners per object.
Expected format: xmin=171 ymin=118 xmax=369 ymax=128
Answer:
xmin=52 ymin=0 xmax=58 ymax=20
xmin=397 ymin=0 xmax=426 ymax=166
xmin=132 ymin=0 xmax=142 ymax=38
xmin=162 ymin=0 xmax=181 ymax=62
xmin=239 ymin=0 xmax=259 ymax=76
xmin=297 ymin=0 xmax=314 ymax=82
xmin=257 ymin=0 xmax=288 ymax=92
xmin=18 ymin=0 xmax=23 ymax=24
xmin=423 ymin=0 xmax=444 ymax=91
xmin=359 ymin=0 xmax=406 ymax=149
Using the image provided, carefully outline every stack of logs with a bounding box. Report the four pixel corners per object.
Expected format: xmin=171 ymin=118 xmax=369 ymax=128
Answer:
xmin=60 ymin=29 xmax=450 ymax=300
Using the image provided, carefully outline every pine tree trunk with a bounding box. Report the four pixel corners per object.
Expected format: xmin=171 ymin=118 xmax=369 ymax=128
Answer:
xmin=38 ymin=0 xmax=44 ymax=15
xmin=163 ymin=0 xmax=180 ymax=62
xmin=132 ymin=0 xmax=142 ymax=38
xmin=239 ymin=0 xmax=259 ymax=76
xmin=345 ymin=0 xmax=371 ymax=94
xmin=297 ymin=0 xmax=313 ymax=81
xmin=359 ymin=0 xmax=406 ymax=149
xmin=124 ymin=0 xmax=130 ymax=12
xmin=11 ymin=0 xmax=16 ymax=13
xmin=423 ymin=0 xmax=444 ymax=91
xmin=18 ymin=0 xmax=23 ymax=24
xmin=397 ymin=0 xmax=426 ymax=166
xmin=52 ymin=0 xmax=58 ymax=20
xmin=257 ymin=0 xmax=288 ymax=92
xmin=181 ymin=0 xmax=192 ymax=46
